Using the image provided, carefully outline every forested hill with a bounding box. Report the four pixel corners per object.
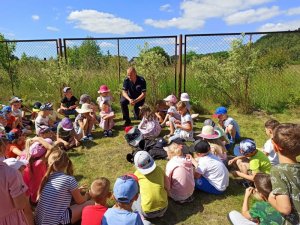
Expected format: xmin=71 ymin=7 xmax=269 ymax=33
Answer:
xmin=253 ymin=30 xmax=300 ymax=63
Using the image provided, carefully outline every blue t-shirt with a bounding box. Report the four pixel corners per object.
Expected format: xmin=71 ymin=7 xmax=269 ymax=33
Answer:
xmin=102 ymin=208 xmax=143 ymax=225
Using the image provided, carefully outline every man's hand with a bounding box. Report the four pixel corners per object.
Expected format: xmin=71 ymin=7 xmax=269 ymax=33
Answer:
xmin=129 ymin=99 xmax=135 ymax=105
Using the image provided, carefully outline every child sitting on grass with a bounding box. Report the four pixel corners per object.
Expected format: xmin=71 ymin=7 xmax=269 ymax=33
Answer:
xmin=229 ymin=139 xmax=271 ymax=182
xmin=169 ymin=101 xmax=194 ymax=143
xmin=228 ymin=173 xmax=283 ymax=225
xmin=138 ymin=104 xmax=161 ymax=139
xmin=133 ymin=151 xmax=168 ymax=219
xmin=213 ymin=106 xmax=240 ymax=150
xmin=56 ymin=118 xmax=81 ymax=150
xmin=81 ymin=178 xmax=111 ymax=225
xmin=268 ymin=123 xmax=300 ymax=225
xmin=262 ymin=119 xmax=280 ymax=166
xmin=164 ymin=142 xmax=195 ymax=203
xmin=187 ymin=140 xmax=229 ymax=195
xmin=5 ymin=129 xmax=26 ymax=158
xmin=102 ymin=175 xmax=144 ymax=225
xmin=75 ymin=103 xmax=94 ymax=141
xmin=35 ymin=103 xmax=54 ymax=135
xmin=161 ymin=94 xmax=180 ymax=137
xmin=35 ymin=149 xmax=93 ymax=225
xmin=57 ymin=87 xmax=78 ymax=117
xmin=99 ymin=101 xmax=115 ymax=137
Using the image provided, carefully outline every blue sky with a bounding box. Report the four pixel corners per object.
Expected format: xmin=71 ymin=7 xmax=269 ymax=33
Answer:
xmin=1 ymin=0 xmax=300 ymax=40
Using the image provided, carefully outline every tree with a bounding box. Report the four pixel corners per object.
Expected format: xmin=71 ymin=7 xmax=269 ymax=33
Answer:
xmin=146 ymin=46 xmax=170 ymax=65
xmin=191 ymin=37 xmax=259 ymax=112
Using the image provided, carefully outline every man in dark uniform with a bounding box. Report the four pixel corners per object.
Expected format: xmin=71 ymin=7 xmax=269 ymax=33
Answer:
xmin=120 ymin=66 xmax=146 ymax=126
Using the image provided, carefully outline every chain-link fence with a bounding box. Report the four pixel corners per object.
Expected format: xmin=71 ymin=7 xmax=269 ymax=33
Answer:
xmin=184 ymin=31 xmax=300 ymax=112
xmin=63 ymin=36 xmax=178 ymax=106
xmin=1 ymin=31 xmax=300 ymax=112
xmin=0 ymin=39 xmax=59 ymax=104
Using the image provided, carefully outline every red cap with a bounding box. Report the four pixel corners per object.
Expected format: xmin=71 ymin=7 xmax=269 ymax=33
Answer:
xmin=124 ymin=126 xmax=133 ymax=133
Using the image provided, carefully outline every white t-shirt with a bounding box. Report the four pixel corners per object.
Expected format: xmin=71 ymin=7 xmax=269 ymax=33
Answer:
xmin=263 ymin=139 xmax=279 ymax=166
xmin=167 ymin=106 xmax=181 ymax=120
xmin=196 ymin=153 xmax=229 ymax=191
xmin=12 ymin=109 xmax=22 ymax=119
xmin=179 ymin=113 xmax=193 ymax=140
xmin=35 ymin=115 xmax=49 ymax=135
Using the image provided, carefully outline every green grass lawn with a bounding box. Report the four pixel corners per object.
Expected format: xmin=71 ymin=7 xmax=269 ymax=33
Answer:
xmin=69 ymin=107 xmax=300 ymax=225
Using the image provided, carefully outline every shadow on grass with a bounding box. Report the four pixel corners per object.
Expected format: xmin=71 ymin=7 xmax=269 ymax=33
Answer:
xmin=151 ymin=177 xmax=244 ymax=225
xmin=74 ymin=174 xmax=84 ymax=182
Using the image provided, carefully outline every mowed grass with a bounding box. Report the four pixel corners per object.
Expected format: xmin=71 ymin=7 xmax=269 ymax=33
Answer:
xmin=69 ymin=107 xmax=300 ymax=225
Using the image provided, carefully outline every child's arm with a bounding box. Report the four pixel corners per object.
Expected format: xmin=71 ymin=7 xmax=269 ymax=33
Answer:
xmin=71 ymin=188 xmax=89 ymax=204
xmin=268 ymin=192 xmax=292 ymax=215
xmin=11 ymin=146 xmax=23 ymax=157
xmin=228 ymin=156 xmax=246 ymax=165
xmin=241 ymin=187 xmax=254 ymax=220
xmin=233 ymin=170 xmax=255 ymax=181
xmin=186 ymin=154 xmax=198 ymax=167
xmin=176 ymin=121 xmax=192 ymax=132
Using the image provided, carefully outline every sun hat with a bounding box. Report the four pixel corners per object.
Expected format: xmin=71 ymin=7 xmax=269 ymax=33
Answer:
xmin=134 ymin=151 xmax=156 ymax=175
xmin=79 ymin=94 xmax=91 ymax=104
xmin=32 ymin=102 xmax=42 ymax=112
xmin=40 ymin=103 xmax=53 ymax=111
xmin=76 ymin=103 xmax=93 ymax=114
xmin=180 ymin=93 xmax=190 ymax=102
xmin=60 ymin=118 xmax=73 ymax=131
xmin=4 ymin=158 xmax=28 ymax=170
xmin=63 ymin=87 xmax=71 ymax=93
xmin=234 ymin=139 xmax=257 ymax=156
xmin=124 ymin=126 xmax=143 ymax=147
xmin=29 ymin=138 xmax=53 ymax=159
xmin=164 ymin=95 xmax=177 ymax=104
xmin=98 ymin=85 xmax=110 ymax=94
xmin=197 ymin=125 xmax=221 ymax=139
xmin=212 ymin=106 xmax=227 ymax=118
xmin=9 ymin=96 xmax=22 ymax=104
xmin=1 ymin=106 xmax=12 ymax=114
xmin=113 ymin=175 xmax=139 ymax=204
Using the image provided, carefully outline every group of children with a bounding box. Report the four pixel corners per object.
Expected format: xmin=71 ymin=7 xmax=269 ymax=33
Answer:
xmin=0 ymin=85 xmax=299 ymax=225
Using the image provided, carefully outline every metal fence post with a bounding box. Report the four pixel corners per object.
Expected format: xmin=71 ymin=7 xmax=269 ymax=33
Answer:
xmin=117 ymin=39 xmax=121 ymax=84
xmin=5 ymin=41 xmax=14 ymax=95
xmin=178 ymin=34 xmax=183 ymax=97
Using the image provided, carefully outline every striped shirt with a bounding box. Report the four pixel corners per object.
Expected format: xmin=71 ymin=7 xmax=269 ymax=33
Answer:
xmin=35 ymin=172 xmax=78 ymax=225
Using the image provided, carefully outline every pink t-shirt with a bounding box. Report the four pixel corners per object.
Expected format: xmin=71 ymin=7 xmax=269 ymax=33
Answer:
xmin=0 ymin=161 xmax=28 ymax=225
xmin=165 ymin=156 xmax=195 ymax=201
xmin=23 ymin=159 xmax=47 ymax=203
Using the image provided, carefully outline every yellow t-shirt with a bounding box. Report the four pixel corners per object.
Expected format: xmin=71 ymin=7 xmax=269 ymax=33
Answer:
xmin=134 ymin=166 xmax=168 ymax=213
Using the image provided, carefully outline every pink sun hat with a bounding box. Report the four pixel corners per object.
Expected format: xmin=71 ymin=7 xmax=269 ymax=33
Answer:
xmin=29 ymin=138 xmax=53 ymax=159
xmin=98 ymin=85 xmax=110 ymax=94
xmin=163 ymin=95 xmax=177 ymax=104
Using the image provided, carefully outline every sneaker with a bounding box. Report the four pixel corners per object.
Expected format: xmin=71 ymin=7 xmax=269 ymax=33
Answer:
xmin=103 ymin=130 xmax=108 ymax=137
xmin=81 ymin=136 xmax=89 ymax=141
xmin=108 ymin=130 xmax=113 ymax=137
xmin=87 ymin=134 xmax=93 ymax=140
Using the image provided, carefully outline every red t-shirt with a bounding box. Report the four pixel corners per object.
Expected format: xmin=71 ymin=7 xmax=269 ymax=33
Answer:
xmin=81 ymin=204 xmax=108 ymax=225
xmin=5 ymin=143 xmax=23 ymax=158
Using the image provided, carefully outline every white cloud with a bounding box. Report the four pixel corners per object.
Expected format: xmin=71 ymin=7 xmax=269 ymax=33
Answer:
xmin=98 ymin=42 xmax=116 ymax=48
xmin=160 ymin=4 xmax=172 ymax=12
xmin=32 ymin=15 xmax=40 ymax=21
xmin=258 ymin=20 xmax=300 ymax=32
xmin=67 ymin=10 xmax=143 ymax=34
xmin=46 ymin=26 xmax=60 ymax=32
xmin=145 ymin=0 xmax=273 ymax=30
xmin=286 ymin=7 xmax=300 ymax=16
xmin=225 ymin=6 xmax=281 ymax=25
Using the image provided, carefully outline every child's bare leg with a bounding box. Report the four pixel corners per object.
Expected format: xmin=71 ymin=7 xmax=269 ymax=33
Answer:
xmin=169 ymin=118 xmax=175 ymax=135
xmin=236 ymin=159 xmax=250 ymax=174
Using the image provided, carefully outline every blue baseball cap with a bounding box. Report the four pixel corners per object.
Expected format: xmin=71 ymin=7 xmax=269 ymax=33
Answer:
xmin=213 ymin=106 xmax=227 ymax=118
xmin=234 ymin=139 xmax=257 ymax=156
xmin=113 ymin=175 xmax=139 ymax=204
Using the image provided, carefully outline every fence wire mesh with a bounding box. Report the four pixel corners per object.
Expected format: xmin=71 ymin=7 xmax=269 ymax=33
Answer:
xmin=184 ymin=31 xmax=300 ymax=112
xmin=0 ymin=31 xmax=299 ymax=112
